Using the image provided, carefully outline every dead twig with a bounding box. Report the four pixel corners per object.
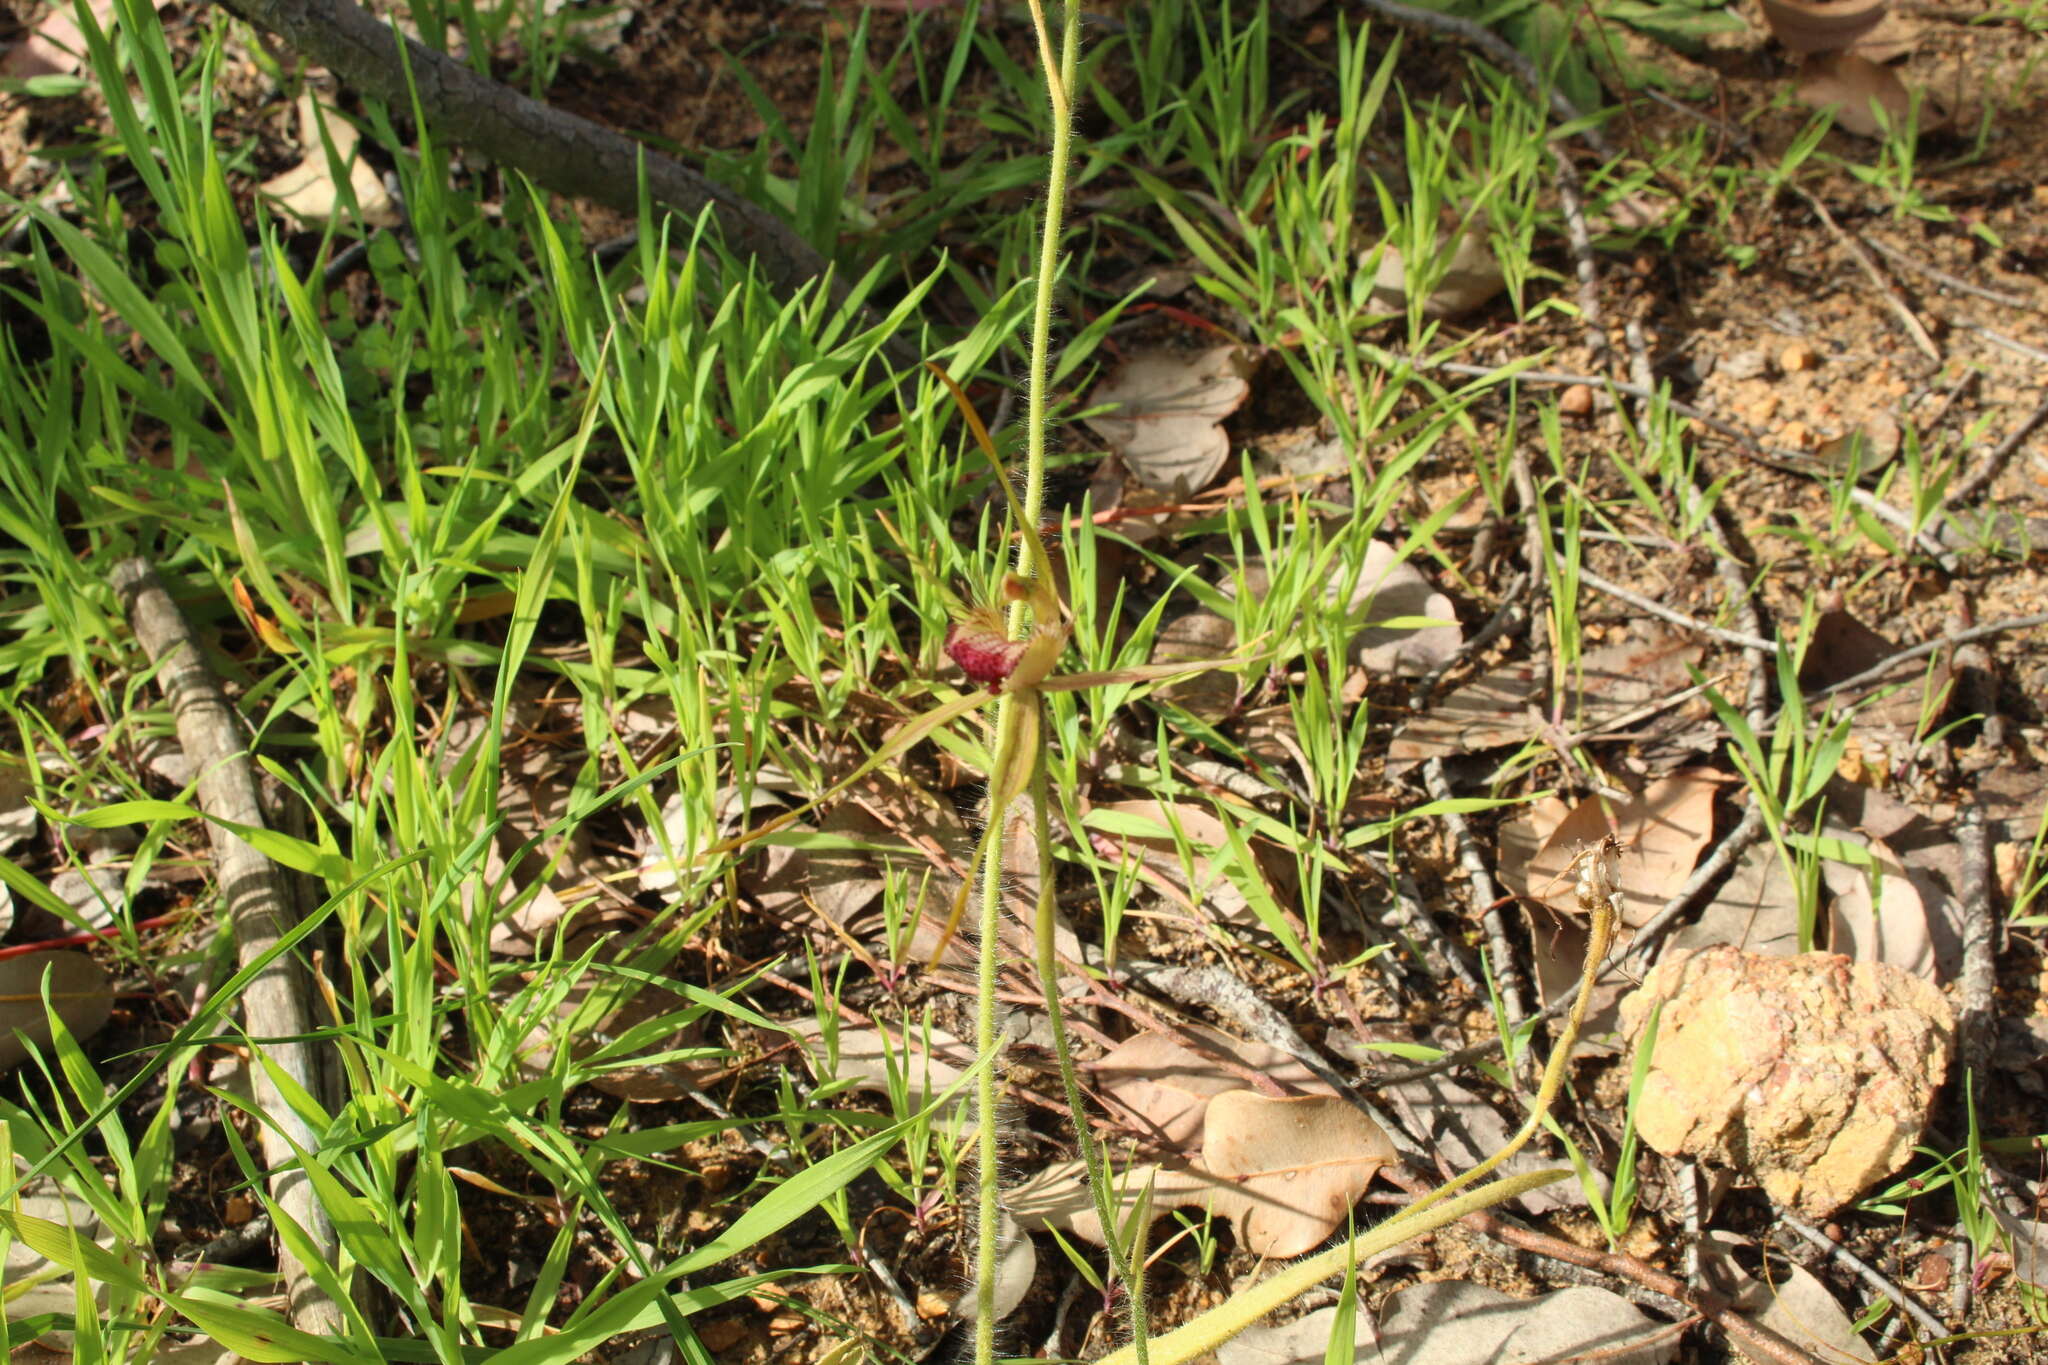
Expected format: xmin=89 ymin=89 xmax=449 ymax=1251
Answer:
xmin=1946 ymin=389 xmax=2048 ymax=508
xmin=1858 ymin=234 xmax=2040 ymax=313
xmin=1576 ymin=567 xmax=1776 ymax=653
xmin=110 ymin=560 xmax=344 ymax=1339
xmin=1954 ymin=803 xmax=1998 ymax=1087
xmin=1422 ymin=758 xmax=1530 ymax=1023
xmin=1779 ymin=1209 xmax=1951 ymax=1344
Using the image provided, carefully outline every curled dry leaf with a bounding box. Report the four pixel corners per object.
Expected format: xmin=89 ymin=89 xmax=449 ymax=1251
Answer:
xmin=1796 ymin=52 xmax=1916 ymax=138
xmin=1797 ymin=609 xmax=1952 ymax=778
xmin=1083 ymin=346 xmax=1251 ymax=495
xmin=1758 ymin=0 xmax=1889 ymax=54
xmin=0 ymin=952 xmax=113 ymax=1073
xmin=1008 ymin=1091 xmax=1394 ymax=1259
xmin=260 ymin=92 xmax=402 ymax=229
xmin=1698 ymin=1230 xmax=1875 ymax=1363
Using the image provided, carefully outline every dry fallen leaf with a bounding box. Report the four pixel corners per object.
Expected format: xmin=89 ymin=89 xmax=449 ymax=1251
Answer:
xmin=795 ymin=1020 xmax=973 ymax=1127
xmin=1198 ymin=1090 xmax=1395 ymax=1257
xmin=1387 ymin=662 xmax=1544 ymax=772
xmin=1501 ymin=772 xmax=1721 ymax=1020
xmin=1330 ymin=1280 xmax=1677 ymax=1365
xmin=1149 ymin=610 xmax=1242 ymax=721
xmin=1083 ymin=347 xmax=1251 ymax=495
xmin=1796 ymin=52 xmax=1915 ymax=137
xmin=1382 ymin=1072 xmax=1597 ymax=1215
xmin=1091 ymin=1025 xmax=1325 ymax=1149
xmin=0 ymin=952 xmax=113 ymax=1073
xmin=1759 ymin=0 xmax=1889 ymax=54
xmin=1084 ymin=800 xmax=1282 ymax=930
xmin=514 ymin=929 xmax=720 ymax=1101
xmin=1699 ymin=1230 xmax=1875 ymax=1363
xmin=1370 ymin=222 xmax=1506 ymax=320
xmin=1008 ymin=1089 xmax=1394 ymax=1259
xmin=260 ymin=92 xmax=402 ymax=229
xmin=1665 ymin=837 xmax=1802 ymax=958
xmin=0 ymin=0 xmax=172 ymax=78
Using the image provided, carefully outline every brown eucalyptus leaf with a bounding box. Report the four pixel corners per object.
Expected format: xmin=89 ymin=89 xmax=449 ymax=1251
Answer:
xmin=1665 ymin=837 xmax=1803 ymax=958
xmin=1759 ymin=0 xmax=1889 ymax=54
xmin=1502 ymin=772 xmax=1720 ymax=1032
xmin=1699 ymin=1230 xmax=1875 ymax=1362
xmin=1150 ymin=610 xmax=1242 ymax=721
xmin=1821 ymin=821 xmax=1949 ymax=980
xmin=1006 ymin=1157 xmax=1211 ymax=1244
xmin=0 ymin=763 xmax=35 ymax=853
xmin=1381 ymin=1072 xmax=1596 ymax=1215
xmin=0 ymin=953 xmax=112 ymax=1073
xmin=1796 ymin=52 xmax=1914 ymax=137
xmin=1341 ymin=540 xmax=1462 ymax=677
xmin=514 ymin=931 xmax=717 ymax=1101
xmin=1500 ymin=771 xmax=1721 ymax=924
xmin=1083 ymin=347 xmax=1251 ymax=495
xmin=1365 ymin=1281 xmax=1678 ymax=1365
xmin=1370 ymin=225 xmax=1506 ymax=320
xmin=1797 ymin=610 xmax=1951 ymax=774
xmin=1091 ymin=1025 xmax=1326 ymax=1150
xmin=1084 ymin=801 xmax=1267 ymax=928
xmin=1200 ymin=1090 xmax=1395 ymax=1258
xmin=1574 ymin=627 xmax=1706 ymax=732
xmin=1816 ymin=779 xmax=1964 ymax=977
xmin=0 ymin=0 xmax=171 ymax=76
xmin=1387 ymin=662 xmax=1544 ymax=773
xmin=260 ymin=94 xmax=401 ymax=229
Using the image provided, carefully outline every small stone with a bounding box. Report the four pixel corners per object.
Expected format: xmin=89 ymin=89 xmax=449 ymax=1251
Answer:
xmin=1721 ymin=348 xmax=1769 ymax=381
xmin=1778 ymin=420 xmax=1811 ymax=449
xmin=1559 ymin=383 xmax=1596 ymax=418
xmin=1619 ymin=947 xmax=1954 ymax=1218
xmin=694 ymin=1320 xmax=746 ymax=1352
xmin=1780 ymin=341 xmax=1819 ymax=372
xmin=223 ymin=1193 xmax=256 ymax=1226
xmin=917 ymin=1290 xmax=952 ymax=1320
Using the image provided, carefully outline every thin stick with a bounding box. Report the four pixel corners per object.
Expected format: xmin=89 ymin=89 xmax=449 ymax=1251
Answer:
xmin=1423 ymin=758 xmax=1530 ymax=1023
xmin=110 ymin=561 xmax=344 ymax=1340
xmin=1947 ymin=389 xmax=2048 ymax=507
xmin=1859 ymin=234 xmax=2040 ymax=313
xmin=1576 ymin=567 xmax=1776 ymax=653
xmin=1780 ymin=1209 xmax=1950 ymax=1343
xmin=1954 ymin=803 xmax=1997 ymax=1087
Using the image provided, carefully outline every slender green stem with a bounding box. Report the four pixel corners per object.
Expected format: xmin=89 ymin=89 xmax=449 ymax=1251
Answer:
xmin=1030 ymin=755 xmax=1151 ymax=1363
xmin=972 ymin=7 xmax=1083 ymax=1363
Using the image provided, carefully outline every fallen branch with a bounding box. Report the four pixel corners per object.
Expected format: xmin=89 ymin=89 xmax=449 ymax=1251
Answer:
xmin=207 ymin=0 xmax=856 ymax=330
xmin=109 ymin=561 xmax=344 ymax=1340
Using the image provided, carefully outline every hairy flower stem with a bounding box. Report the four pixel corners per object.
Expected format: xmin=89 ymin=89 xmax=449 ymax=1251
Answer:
xmin=1031 ymin=758 xmax=1151 ymax=1362
xmin=972 ymin=697 xmax=1029 ymax=1365
xmin=970 ymin=6 xmax=1084 ymax=1365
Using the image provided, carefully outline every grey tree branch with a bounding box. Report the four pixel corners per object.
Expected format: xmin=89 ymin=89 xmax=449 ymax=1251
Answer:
xmin=209 ymin=0 xmax=842 ymax=316
xmin=110 ymin=561 xmax=344 ymax=1340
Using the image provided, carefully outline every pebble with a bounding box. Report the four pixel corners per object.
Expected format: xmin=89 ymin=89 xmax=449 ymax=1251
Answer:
xmin=1721 ymin=348 xmax=1768 ymax=381
xmin=1559 ymin=383 xmax=1595 ymax=417
xmin=1780 ymin=341 xmax=1820 ymax=372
